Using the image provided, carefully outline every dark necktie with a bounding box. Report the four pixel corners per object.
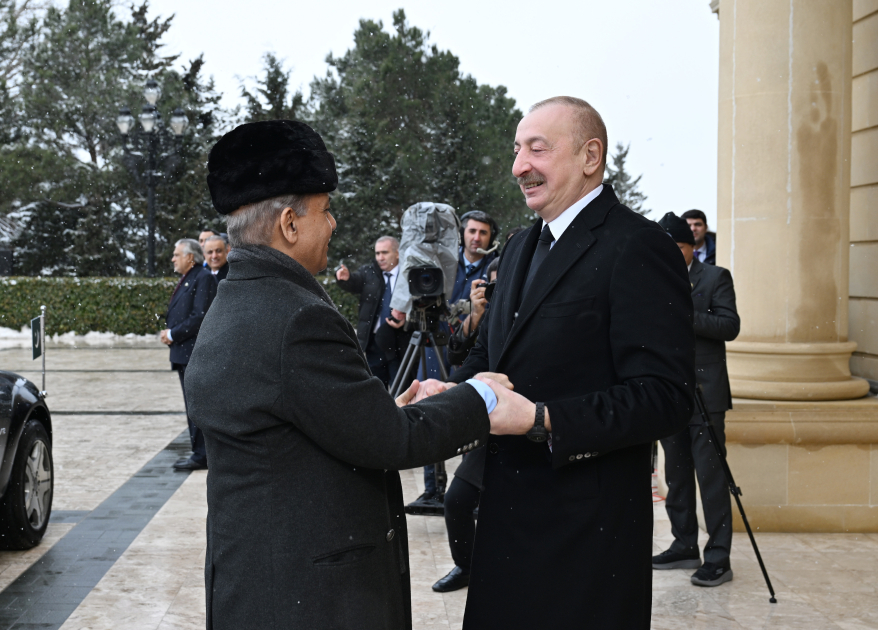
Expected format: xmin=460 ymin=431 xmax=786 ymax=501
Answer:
xmin=521 ymin=224 xmax=555 ymax=301
xmin=378 ymin=272 xmax=393 ymax=324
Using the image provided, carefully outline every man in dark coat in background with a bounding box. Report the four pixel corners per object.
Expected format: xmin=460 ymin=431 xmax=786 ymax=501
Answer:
xmin=446 ymin=97 xmax=696 ymax=629
xmin=335 ymin=236 xmax=407 ymax=386
xmin=160 ymin=238 xmax=216 ymax=471
xmin=682 ymin=209 xmax=716 ymax=265
xmin=654 ymin=212 xmax=740 ymax=587
xmin=185 ymin=120 xmax=531 ymax=630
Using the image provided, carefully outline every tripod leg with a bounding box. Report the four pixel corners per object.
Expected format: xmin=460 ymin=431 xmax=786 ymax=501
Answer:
xmin=436 ymin=354 xmax=450 ymax=382
xmin=434 ymin=460 xmax=447 ymax=495
xmin=694 ymin=387 xmax=777 ymax=603
xmin=419 ymin=346 xmax=428 ymax=381
xmin=389 ymin=339 xmax=418 ymax=397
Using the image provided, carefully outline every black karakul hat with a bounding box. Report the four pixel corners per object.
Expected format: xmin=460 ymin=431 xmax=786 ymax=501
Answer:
xmin=207 ymin=120 xmax=338 ymax=215
xmin=658 ymin=212 xmax=695 ymax=245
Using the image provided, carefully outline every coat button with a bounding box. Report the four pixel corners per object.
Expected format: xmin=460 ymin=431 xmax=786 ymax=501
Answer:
xmin=489 ymin=443 xmax=499 ymax=455
xmin=386 ymin=529 xmax=395 ymax=542
xmin=457 ymin=448 xmax=462 ymax=454
xmin=468 ymin=442 xmax=474 ymax=450
xmin=474 ymin=439 xmax=479 ymax=447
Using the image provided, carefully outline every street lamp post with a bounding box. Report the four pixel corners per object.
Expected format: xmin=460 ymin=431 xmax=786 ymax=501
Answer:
xmin=116 ymin=79 xmax=189 ymax=276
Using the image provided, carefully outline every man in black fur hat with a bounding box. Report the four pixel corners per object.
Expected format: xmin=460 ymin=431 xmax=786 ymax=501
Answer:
xmin=184 ymin=120 xmax=531 ymax=630
xmin=654 ymin=211 xmax=740 ymax=587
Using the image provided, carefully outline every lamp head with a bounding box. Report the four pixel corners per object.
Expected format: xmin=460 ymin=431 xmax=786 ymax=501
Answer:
xmin=169 ymin=108 xmax=189 ymax=137
xmin=143 ymin=79 xmax=161 ymax=106
xmin=116 ymin=107 xmax=135 ymax=135
xmin=139 ymin=104 xmax=158 ymax=133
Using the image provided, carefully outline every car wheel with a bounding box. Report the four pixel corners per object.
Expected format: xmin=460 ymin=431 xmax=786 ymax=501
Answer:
xmin=0 ymin=419 xmax=53 ymax=550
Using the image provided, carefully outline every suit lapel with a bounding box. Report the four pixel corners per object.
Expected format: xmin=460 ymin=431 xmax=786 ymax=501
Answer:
xmin=497 ymin=186 xmax=620 ymax=364
xmin=169 ymin=268 xmax=195 ymax=311
xmin=499 ymin=223 xmax=540 ymax=341
xmin=689 ymin=258 xmax=704 ymax=293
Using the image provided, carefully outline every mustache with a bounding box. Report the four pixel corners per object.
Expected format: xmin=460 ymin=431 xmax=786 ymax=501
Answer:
xmin=517 ymin=172 xmax=544 ymax=187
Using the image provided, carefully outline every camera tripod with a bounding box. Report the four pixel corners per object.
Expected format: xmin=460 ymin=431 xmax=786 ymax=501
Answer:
xmin=694 ymin=385 xmax=777 ymax=603
xmin=390 ymin=301 xmax=451 ymax=516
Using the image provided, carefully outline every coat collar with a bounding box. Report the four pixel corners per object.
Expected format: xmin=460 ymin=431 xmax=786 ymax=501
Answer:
xmin=498 ymin=185 xmax=620 ymax=362
xmin=227 ymin=245 xmax=336 ymax=309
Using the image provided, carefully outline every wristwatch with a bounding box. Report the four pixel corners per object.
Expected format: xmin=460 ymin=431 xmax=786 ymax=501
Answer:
xmin=527 ymin=402 xmax=549 ymax=443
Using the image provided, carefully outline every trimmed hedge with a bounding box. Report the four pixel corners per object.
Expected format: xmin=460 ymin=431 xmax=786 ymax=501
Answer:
xmin=0 ymin=276 xmax=360 ymax=336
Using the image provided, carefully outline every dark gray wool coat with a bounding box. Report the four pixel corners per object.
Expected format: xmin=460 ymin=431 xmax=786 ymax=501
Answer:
xmin=185 ymin=245 xmax=489 ymax=630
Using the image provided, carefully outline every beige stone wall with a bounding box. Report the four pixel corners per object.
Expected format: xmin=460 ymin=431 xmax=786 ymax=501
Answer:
xmin=850 ymin=1 xmax=878 ymax=382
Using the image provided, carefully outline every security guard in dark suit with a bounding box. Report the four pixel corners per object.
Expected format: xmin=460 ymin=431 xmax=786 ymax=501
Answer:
xmin=653 ymin=212 xmax=740 ymax=587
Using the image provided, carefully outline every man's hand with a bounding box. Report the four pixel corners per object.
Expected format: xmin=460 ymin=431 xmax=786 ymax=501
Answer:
xmin=411 ymin=378 xmax=454 ymax=403
xmin=159 ymin=329 xmax=172 ymax=346
xmin=470 ymin=278 xmax=488 ymax=318
xmin=474 ymin=372 xmax=513 ymax=390
xmin=335 ymin=264 xmax=350 ymax=281
xmin=475 ymin=375 xmax=549 ymax=435
xmin=395 ymin=380 xmax=420 ymax=407
xmin=386 ymin=309 xmax=406 ymax=329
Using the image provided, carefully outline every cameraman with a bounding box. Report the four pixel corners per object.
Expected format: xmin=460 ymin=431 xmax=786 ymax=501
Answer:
xmin=433 ymin=258 xmax=499 ymax=593
xmin=405 ymin=211 xmax=499 ymax=514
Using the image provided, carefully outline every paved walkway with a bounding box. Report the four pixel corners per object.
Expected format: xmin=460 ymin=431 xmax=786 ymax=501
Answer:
xmin=0 ymin=342 xmax=874 ymax=629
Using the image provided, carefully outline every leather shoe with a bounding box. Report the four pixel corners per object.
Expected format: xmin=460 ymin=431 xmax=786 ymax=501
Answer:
xmin=173 ymin=458 xmax=207 ymax=471
xmin=432 ymin=566 xmax=470 ymax=592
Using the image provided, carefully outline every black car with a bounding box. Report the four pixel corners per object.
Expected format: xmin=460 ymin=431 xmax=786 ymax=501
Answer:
xmin=0 ymin=371 xmax=53 ymax=549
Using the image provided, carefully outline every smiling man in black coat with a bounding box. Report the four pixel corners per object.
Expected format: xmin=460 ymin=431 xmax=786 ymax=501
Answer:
xmin=184 ymin=120 xmax=533 ymax=630
xmin=447 ymin=97 xmax=696 ymax=629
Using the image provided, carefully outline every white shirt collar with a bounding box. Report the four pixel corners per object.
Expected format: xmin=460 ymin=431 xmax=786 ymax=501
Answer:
xmin=542 ymin=184 xmax=604 ymax=244
xmin=384 ymin=264 xmax=399 ymax=288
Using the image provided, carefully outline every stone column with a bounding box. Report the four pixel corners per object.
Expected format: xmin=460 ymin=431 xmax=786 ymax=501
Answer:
xmin=716 ymin=0 xmax=870 ymax=400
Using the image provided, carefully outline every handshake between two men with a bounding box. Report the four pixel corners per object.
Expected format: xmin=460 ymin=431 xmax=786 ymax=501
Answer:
xmin=395 ymin=373 xmax=548 ymax=436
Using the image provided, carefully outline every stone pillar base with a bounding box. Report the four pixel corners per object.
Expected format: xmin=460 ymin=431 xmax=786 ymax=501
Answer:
xmin=655 ymin=396 xmax=878 ymax=533
xmin=726 ymin=397 xmax=878 ymax=533
xmin=728 ymin=341 xmax=871 ymax=401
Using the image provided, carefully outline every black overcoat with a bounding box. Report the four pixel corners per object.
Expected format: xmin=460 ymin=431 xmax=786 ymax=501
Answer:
xmin=166 ymin=265 xmax=216 ymax=365
xmin=450 ymin=186 xmax=696 ymax=629
xmin=185 ymin=245 xmax=489 ymax=630
xmin=689 ymin=257 xmax=740 ymax=416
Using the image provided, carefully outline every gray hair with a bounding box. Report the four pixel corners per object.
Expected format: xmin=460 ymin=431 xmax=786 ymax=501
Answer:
xmin=205 ymin=234 xmax=229 ymax=247
xmin=375 ymin=236 xmax=399 ymax=251
xmin=176 ymin=238 xmax=204 ymax=265
xmin=226 ymin=194 xmax=308 ymax=248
